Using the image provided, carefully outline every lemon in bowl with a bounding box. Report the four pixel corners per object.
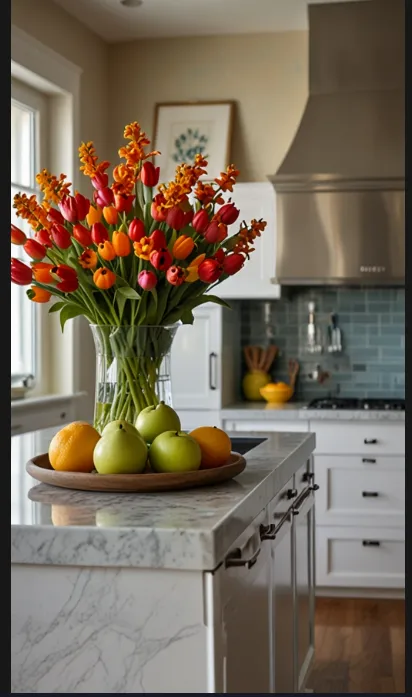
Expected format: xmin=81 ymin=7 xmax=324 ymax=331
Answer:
xmin=259 ymin=382 xmax=294 ymax=404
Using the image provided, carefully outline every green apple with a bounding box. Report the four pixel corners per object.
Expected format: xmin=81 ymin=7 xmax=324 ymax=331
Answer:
xmin=149 ymin=430 xmax=201 ymax=473
xmin=93 ymin=423 xmax=148 ymax=474
xmin=102 ymin=419 xmax=140 ymax=438
xmin=135 ymin=401 xmax=181 ymax=444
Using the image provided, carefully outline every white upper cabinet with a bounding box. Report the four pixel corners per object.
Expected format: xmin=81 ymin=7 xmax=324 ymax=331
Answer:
xmin=218 ymin=182 xmax=281 ymax=299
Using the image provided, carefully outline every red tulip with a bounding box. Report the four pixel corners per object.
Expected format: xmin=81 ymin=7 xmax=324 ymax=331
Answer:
xmin=166 ymin=206 xmax=186 ymax=231
xmin=91 ymin=222 xmax=109 ymax=244
xmin=204 ymin=220 xmax=228 ymax=244
xmin=141 ymin=162 xmax=160 ymax=187
xmin=151 ymin=194 xmax=167 ymax=222
xmin=150 ymin=248 xmax=173 ymax=271
xmin=51 ymin=223 xmax=72 ymax=249
xmin=94 ymin=187 xmax=114 ymax=208
xmin=73 ymin=223 xmax=92 ymax=247
xmin=128 ymin=218 xmax=145 ymax=242
xmin=198 ymin=258 xmax=222 ymax=283
xmin=35 ymin=229 xmax=53 ymax=248
xmin=114 ymin=193 xmax=135 ymax=214
xmin=166 ymin=265 xmax=186 ymax=287
xmin=218 ymin=202 xmax=240 ymax=225
xmin=214 ymin=248 xmax=225 ymax=264
xmin=150 ymin=228 xmax=167 ymax=250
xmin=59 ymin=196 xmax=79 ymax=224
xmin=11 ymin=224 xmax=26 ymax=245
xmin=47 ymin=207 xmax=65 ymax=225
xmin=138 ymin=270 xmax=157 ymax=291
xmin=223 ymin=253 xmax=245 ymax=275
xmin=11 ymin=258 xmax=32 ymax=286
xmin=192 ymin=209 xmax=209 ymax=234
xmin=24 ymin=239 xmax=47 ymax=260
xmin=51 ymin=264 xmax=78 ymax=292
xmin=74 ymin=193 xmax=90 ymax=221
xmin=91 ymin=172 xmax=109 ymax=190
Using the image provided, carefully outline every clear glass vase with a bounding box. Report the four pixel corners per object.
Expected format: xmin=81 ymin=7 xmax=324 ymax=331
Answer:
xmin=90 ymin=324 xmax=179 ymax=434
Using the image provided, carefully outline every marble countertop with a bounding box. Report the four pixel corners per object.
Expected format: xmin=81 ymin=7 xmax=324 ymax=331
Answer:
xmin=11 ymin=426 xmax=315 ymax=572
xmin=221 ymin=402 xmax=405 ymax=422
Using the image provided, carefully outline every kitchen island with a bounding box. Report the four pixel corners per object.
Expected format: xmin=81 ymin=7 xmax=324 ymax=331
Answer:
xmin=11 ymin=426 xmax=317 ymax=694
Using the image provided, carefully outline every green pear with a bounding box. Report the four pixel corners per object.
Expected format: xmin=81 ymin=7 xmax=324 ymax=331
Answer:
xmin=135 ymin=401 xmax=181 ymax=444
xmin=93 ymin=423 xmax=148 ymax=474
xmin=102 ymin=419 xmax=141 ymax=438
xmin=149 ymin=430 xmax=201 ymax=473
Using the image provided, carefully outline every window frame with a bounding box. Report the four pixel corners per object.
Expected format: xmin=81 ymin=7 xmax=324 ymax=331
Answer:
xmin=11 ymin=79 xmax=51 ymax=398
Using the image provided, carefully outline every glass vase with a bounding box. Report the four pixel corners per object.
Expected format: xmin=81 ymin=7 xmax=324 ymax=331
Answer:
xmin=90 ymin=324 xmax=179 ymax=434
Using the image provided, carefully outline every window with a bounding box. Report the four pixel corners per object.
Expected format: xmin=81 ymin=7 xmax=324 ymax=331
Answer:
xmin=11 ymin=80 xmax=48 ymax=396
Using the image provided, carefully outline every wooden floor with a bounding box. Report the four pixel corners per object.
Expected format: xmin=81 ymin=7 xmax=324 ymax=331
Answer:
xmin=307 ymin=597 xmax=405 ymax=694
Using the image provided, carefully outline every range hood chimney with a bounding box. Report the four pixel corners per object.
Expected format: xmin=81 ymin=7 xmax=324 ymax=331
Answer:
xmin=269 ymin=0 xmax=405 ymax=286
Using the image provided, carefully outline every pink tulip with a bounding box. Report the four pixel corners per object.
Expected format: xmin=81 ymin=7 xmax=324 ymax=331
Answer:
xmin=138 ymin=270 xmax=157 ymax=291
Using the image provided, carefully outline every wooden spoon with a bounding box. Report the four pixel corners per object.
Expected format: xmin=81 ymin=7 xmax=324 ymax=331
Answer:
xmin=288 ymin=359 xmax=300 ymax=389
xmin=263 ymin=345 xmax=278 ymax=373
xmin=243 ymin=346 xmax=255 ymax=372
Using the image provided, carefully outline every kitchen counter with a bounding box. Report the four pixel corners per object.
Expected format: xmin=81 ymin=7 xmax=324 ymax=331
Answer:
xmin=11 ymin=425 xmax=315 ymax=572
xmin=222 ymin=402 xmax=405 ymax=422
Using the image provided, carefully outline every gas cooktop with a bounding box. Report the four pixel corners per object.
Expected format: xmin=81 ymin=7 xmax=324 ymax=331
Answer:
xmin=306 ymin=397 xmax=405 ymax=411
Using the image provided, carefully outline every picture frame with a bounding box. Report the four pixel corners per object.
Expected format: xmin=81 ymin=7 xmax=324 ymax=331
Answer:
xmin=153 ymin=101 xmax=235 ymax=182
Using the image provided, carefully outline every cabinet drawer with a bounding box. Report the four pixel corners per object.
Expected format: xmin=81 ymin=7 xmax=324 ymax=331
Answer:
xmin=311 ymin=421 xmax=404 ymax=455
xmin=315 ymin=455 xmax=405 ymax=527
xmin=223 ymin=419 xmax=309 ymax=433
xmin=316 ymin=526 xmax=405 ymax=589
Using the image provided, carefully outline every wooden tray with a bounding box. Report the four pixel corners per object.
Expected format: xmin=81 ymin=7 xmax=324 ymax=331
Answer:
xmin=26 ymin=452 xmax=246 ymax=493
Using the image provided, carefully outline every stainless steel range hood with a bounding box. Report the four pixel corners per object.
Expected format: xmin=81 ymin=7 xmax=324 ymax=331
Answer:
xmin=269 ymin=0 xmax=405 ymax=286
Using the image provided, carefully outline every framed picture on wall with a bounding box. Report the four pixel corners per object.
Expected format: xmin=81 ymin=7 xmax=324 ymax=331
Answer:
xmin=153 ymin=101 xmax=235 ymax=182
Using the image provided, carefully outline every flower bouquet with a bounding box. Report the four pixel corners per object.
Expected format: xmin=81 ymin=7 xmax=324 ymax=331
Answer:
xmin=11 ymin=121 xmax=267 ymax=432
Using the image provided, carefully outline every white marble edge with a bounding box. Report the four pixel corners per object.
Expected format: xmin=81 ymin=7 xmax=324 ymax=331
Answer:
xmin=11 ymin=391 xmax=87 ymax=411
xmin=221 ymin=402 xmax=405 ymax=421
xmin=11 ymin=427 xmax=315 ymax=572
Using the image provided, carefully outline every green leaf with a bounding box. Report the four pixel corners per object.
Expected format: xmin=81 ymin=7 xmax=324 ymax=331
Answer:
xmin=181 ymin=309 xmax=194 ymax=325
xmin=146 ymin=287 xmax=158 ymax=324
xmin=115 ymin=290 xmax=126 ymax=319
xmin=49 ymin=301 xmax=65 ymax=314
xmin=116 ymin=286 xmax=141 ymax=300
xmin=187 ymin=294 xmax=232 ymax=312
xmin=115 ymin=276 xmax=130 ymax=288
xmin=59 ymin=303 xmax=86 ymax=332
xmin=26 ymin=288 xmax=35 ymax=300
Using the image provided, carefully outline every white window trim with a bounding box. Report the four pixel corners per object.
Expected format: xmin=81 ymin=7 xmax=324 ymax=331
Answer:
xmin=11 ymin=25 xmax=88 ymax=412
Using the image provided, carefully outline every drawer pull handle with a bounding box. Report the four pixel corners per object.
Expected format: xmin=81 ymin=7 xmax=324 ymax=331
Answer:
xmin=225 ymin=545 xmax=261 ymax=569
xmin=284 ymin=488 xmax=298 ymax=500
xmin=362 ymin=491 xmax=379 ymax=497
xmin=310 ymin=483 xmax=320 ymax=491
xmin=364 ymin=438 xmax=378 ymax=444
xmin=302 ymin=472 xmax=314 ymax=483
xmin=362 ymin=457 xmax=376 ymax=463
xmin=362 ymin=540 xmax=381 ymax=547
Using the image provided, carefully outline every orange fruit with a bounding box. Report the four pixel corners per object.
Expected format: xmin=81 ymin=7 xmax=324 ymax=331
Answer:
xmin=48 ymin=421 xmax=101 ymax=473
xmin=188 ymin=426 xmax=232 ymax=469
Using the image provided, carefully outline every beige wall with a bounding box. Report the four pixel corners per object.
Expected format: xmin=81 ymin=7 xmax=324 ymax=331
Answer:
xmin=108 ymin=32 xmax=308 ymax=181
xmin=12 ymin=0 xmax=110 ymax=164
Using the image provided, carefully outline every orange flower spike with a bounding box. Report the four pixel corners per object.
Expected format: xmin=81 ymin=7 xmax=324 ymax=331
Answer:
xmin=214 ymin=164 xmax=240 ymax=193
xmin=93 ymin=267 xmax=116 ymax=290
xmin=78 ymin=249 xmax=98 ymax=270
xmin=78 ymin=141 xmax=110 ymax=179
xmin=133 ymin=236 xmax=155 ymax=261
xmin=86 ymin=205 xmax=102 ymax=226
xmin=32 ymin=262 xmax=55 ymax=284
xmin=112 ymin=230 xmax=131 ymax=257
xmin=103 ymin=206 xmax=118 ymax=225
xmin=172 ymin=234 xmax=195 ymax=260
xmin=97 ymin=240 xmax=116 ymax=262
xmin=28 ymin=286 xmax=52 ymax=303
xmin=36 ymin=169 xmax=71 ymax=205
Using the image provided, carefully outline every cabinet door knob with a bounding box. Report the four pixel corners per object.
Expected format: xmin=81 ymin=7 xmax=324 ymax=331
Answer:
xmin=362 ymin=457 xmax=376 ymax=463
xmin=362 ymin=540 xmax=381 ymax=547
xmin=364 ymin=438 xmax=378 ymax=444
xmin=285 ymin=488 xmax=298 ymax=500
xmin=362 ymin=491 xmax=379 ymax=497
xmin=260 ymin=524 xmax=277 ymax=541
xmin=310 ymin=483 xmax=320 ymax=491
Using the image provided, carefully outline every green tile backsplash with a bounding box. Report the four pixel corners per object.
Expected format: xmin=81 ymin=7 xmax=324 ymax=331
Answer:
xmin=239 ymin=288 xmax=405 ymax=401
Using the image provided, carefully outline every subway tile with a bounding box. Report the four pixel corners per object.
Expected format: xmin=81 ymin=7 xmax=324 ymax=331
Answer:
xmin=381 ymin=347 xmax=405 ymax=359
xmin=380 ymin=324 xmax=405 ymax=336
xmin=369 ymin=335 xmax=403 ymax=347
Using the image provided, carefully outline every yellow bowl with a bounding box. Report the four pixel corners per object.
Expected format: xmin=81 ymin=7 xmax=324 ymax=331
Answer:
xmin=259 ymin=384 xmax=294 ymax=403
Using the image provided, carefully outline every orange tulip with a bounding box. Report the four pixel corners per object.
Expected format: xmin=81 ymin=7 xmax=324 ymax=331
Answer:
xmin=97 ymin=240 xmax=116 ymax=262
xmin=28 ymin=285 xmax=52 ymax=303
xmin=133 ymin=236 xmax=155 ymax=261
xmin=103 ymin=206 xmax=118 ymax=225
xmin=78 ymin=249 xmax=98 ymax=270
xmin=93 ymin=267 xmax=116 ymax=290
xmin=32 ymin=262 xmax=55 ymax=284
xmin=112 ymin=230 xmax=131 ymax=257
xmin=86 ymin=205 xmax=102 ymax=226
xmin=172 ymin=234 xmax=195 ymax=260
xmin=185 ymin=254 xmax=206 ymax=283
